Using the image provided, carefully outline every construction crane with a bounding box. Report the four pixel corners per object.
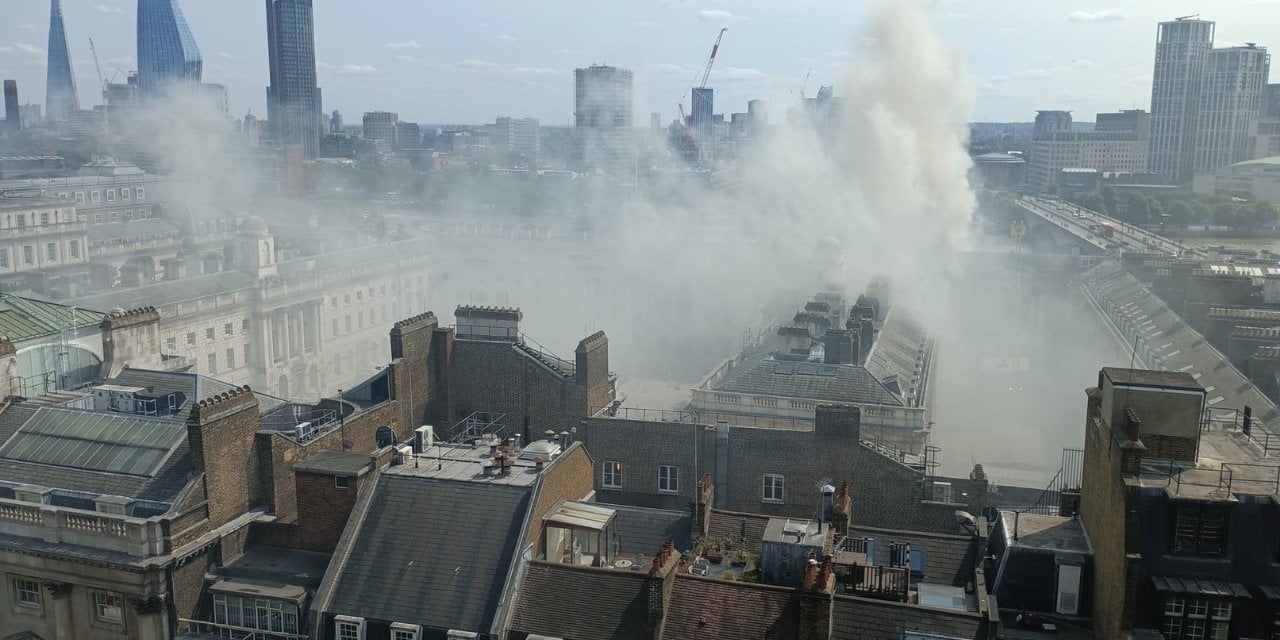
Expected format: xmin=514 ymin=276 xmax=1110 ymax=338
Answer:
xmin=676 ymin=28 xmax=727 ymax=161
xmin=89 ymin=38 xmax=107 ymax=101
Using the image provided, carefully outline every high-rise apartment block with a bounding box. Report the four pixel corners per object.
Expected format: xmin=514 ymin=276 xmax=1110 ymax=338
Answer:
xmin=574 ymin=65 xmax=634 ymax=171
xmin=45 ymin=0 xmax=79 ymax=122
xmin=266 ymin=0 xmax=322 ymax=159
xmin=1254 ymin=84 xmax=1280 ymax=158
xmin=691 ymin=86 xmax=714 ymax=140
xmin=1149 ymin=18 xmax=1273 ymax=182
xmin=1149 ymin=18 xmax=1214 ymax=182
xmin=136 ymin=0 xmax=203 ymax=99
xmin=361 ymin=111 xmax=398 ymax=143
xmin=1195 ymin=45 xmax=1271 ymax=172
xmin=1033 ymin=110 xmax=1073 ymax=138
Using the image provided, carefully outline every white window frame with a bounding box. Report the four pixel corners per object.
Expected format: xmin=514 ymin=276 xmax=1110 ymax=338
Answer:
xmin=69 ymin=239 xmax=80 ymax=259
xmin=391 ymin=622 xmax=423 ymax=640
xmin=602 ymin=461 xmax=622 ymax=488
xmin=106 ymin=189 xmax=116 ymax=202
xmin=121 ymin=188 xmax=131 ymax=201
xmin=763 ymin=474 xmax=785 ymax=503
xmin=91 ymin=190 xmax=101 ymax=203
xmin=11 ymin=575 xmax=42 ymax=613
xmin=658 ymin=465 xmax=679 ymax=494
xmin=335 ymin=615 xmax=366 ymax=640
xmin=136 ymin=187 xmax=146 ymax=200
xmin=92 ymin=590 xmax=124 ymax=625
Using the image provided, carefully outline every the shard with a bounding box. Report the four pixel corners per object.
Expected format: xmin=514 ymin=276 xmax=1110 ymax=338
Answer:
xmin=137 ymin=0 xmax=203 ymax=98
xmin=45 ymin=0 xmax=79 ymax=122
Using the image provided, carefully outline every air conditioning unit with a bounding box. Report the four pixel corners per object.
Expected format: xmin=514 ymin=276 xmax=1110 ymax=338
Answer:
xmin=414 ymin=425 xmax=435 ymax=453
xmin=396 ymin=445 xmax=414 ymax=464
xmin=932 ymin=481 xmax=953 ymax=503
xmin=294 ymin=422 xmax=314 ymax=441
xmin=1056 ymin=563 xmax=1082 ymax=615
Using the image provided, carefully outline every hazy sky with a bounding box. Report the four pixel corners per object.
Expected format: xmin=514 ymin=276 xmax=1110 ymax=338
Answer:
xmin=0 ymin=0 xmax=1275 ymax=125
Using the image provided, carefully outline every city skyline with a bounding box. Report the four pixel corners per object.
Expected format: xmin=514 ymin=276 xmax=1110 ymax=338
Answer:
xmin=1 ymin=2 xmax=1278 ymax=126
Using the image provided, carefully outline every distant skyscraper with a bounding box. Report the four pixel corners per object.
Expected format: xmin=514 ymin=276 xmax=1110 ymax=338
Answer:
xmin=574 ymin=64 xmax=634 ymax=171
xmin=748 ymin=99 xmax=768 ymax=130
xmin=1148 ymin=18 xmax=1215 ymax=182
xmin=1194 ymin=45 xmax=1270 ymax=172
xmin=330 ymin=110 xmax=343 ymax=134
xmin=691 ymin=87 xmax=714 ymax=140
xmin=494 ymin=117 xmax=540 ymax=158
xmin=362 ymin=111 xmax=398 ymax=143
xmin=3 ymin=81 xmax=18 ymax=132
xmin=45 ymin=0 xmax=79 ymax=122
xmin=266 ymin=0 xmax=321 ymax=159
xmin=137 ymin=0 xmax=203 ymax=98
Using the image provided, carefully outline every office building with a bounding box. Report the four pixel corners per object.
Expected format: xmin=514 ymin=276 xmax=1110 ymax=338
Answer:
xmin=330 ymin=109 xmax=343 ymax=134
xmin=574 ymin=64 xmax=634 ymax=171
xmin=395 ymin=121 xmax=421 ymax=148
xmin=494 ymin=116 xmax=540 ymax=159
xmin=1029 ymin=110 xmax=1150 ymax=189
xmin=44 ymin=0 xmax=79 ymax=122
xmin=266 ymin=0 xmax=322 ymax=159
xmin=1032 ymin=110 xmax=1073 ymax=139
xmin=1253 ymin=84 xmax=1280 ymax=158
xmin=748 ymin=98 xmax=768 ymax=134
xmin=3 ymin=81 xmax=18 ymax=132
xmin=1194 ymin=45 xmax=1271 ymax=173
xmin=361 ymin=111 xmax=398 ymax=143
xmin=1149 ymin=18 xmax=1215 ymax=182
xmin=136 ymin=0 xmax=203 ymax=99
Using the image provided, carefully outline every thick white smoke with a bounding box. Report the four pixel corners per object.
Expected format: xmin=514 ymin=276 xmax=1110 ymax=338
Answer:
xmin=736 ymin=0 xmax=975 ymax=316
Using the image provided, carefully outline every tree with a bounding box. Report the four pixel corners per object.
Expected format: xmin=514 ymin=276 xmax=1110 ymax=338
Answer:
xmin=1213 ymin=202 xmax=1238 ymax=228
xmin=1127 ymin=194 xmax=1152 ymax=224
xmin=1167 ymin=201 xmax=1194 ymax=228
xmin=1081 ymin=192 xmax=1107 ymax=215
xmin=1252 ymin=201 xmax=1278 ymax=228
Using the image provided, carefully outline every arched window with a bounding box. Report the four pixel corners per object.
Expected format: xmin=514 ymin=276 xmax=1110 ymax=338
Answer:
xmin=375 ymin=426 xmax=395 ymax=448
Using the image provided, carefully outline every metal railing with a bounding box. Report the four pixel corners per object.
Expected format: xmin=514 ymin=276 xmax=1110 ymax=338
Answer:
xmin=177 ymin=619 xmax=307 ymax=640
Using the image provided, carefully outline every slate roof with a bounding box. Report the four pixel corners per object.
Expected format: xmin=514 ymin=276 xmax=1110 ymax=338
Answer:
xmin=604 ymin=503 xmax=692 ymax=556
xmin=863 ymin=308 xmax=932 ymax=407
xmin=86 ymin=218 xmax=181 ymax=243
xmin=830 ymin=594 xmax=984 ymax=640
xmin=325 ymin=474 xmax=533 ymax=634
xmin=1085 ymin=263 xmax=1280 ymax=422
xmin=75 ymin=271 xmax=257 ymax=311
xmin=0 ymin=294 xmax=105 ymax=343
xmin=509 ymin=562 xmax=653 ymax=640
xmin=108 ymin=367 xmax=244 ymax=414
xmin=713 ymin=356 xmax=904 ymax=407
xmin=844 ymin=525 xmax=974 ymax=586
xmin=662 ymin=574 xmax=801 ymax=640
xmin=0 ymin=402 xmax=193 ymax=504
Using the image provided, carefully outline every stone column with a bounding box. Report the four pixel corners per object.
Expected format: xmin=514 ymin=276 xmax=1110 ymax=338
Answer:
xmin=131 ymin=595 xmax=168 ymax=640
xmin=42 ymin=581 xmax=73 ymax=640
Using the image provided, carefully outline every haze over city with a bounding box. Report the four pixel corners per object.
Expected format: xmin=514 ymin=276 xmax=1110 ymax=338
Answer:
xmin=2 ymin=0 xmax=1280 ymax=639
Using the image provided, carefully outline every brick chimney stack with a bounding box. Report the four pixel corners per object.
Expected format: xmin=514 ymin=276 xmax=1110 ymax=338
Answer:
xmin=1123 ymin=405 xmax=1142 ymax=442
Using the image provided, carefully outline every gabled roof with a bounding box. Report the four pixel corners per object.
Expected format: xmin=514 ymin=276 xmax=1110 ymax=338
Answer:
xmin=510 ymin=562 xmax=653 ymax=640
xmin=864 ymin=308 xmax=932 ymax=407
xmin=661 ymin=574 xmax=801 ymax=640
xmin=324 ymin=474 xmax=533 ymax=634
xmin=713 ymin=356 xmax=904 ymax=407
xmin=0 ymin=294 xmax=104 ymax=343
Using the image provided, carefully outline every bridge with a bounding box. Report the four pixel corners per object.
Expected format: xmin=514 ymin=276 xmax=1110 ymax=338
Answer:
xmin=1013 ymin=195 xmax=1207 ymax=258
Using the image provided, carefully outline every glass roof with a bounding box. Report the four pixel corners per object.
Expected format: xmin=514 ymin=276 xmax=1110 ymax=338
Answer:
xmin=0 ymin=408 xmax=185 ymax=477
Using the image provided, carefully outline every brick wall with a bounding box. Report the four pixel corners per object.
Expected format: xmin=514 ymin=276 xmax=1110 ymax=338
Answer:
xmin=295 ymin=471 xmax=365 ymax=553
xmin=1141 ymin=433 xmax=1197 ymax=462
xmin=99 ymin=306 xmax=164 ymax=378
xmin=390 ymin=312 xmax=437 ymax=439
xmin=171 ymin=546 xmax=216 ymax=632
xmin=449 ymin=339 xmax=588 ymax=440
xmin=186 ymin=386 xmax=264 ymax=527
xmin=429 ymin=328 xmax=456 ymax=428
xmin=579 ymin=417 xmax=714 ymax=511
xmin=1080 ymin=390 xmax=1133 ymax=640
xmin=523 ymin=443 xmax=596 ymax=553
xmin=574 ymin=331 xmax=614 ymax=415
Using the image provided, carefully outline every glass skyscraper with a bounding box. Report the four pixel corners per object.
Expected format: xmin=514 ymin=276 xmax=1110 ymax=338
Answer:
xmin=45 ymin=0 xmax=79 ymax=122
xmin=267 ymin=0 xmax=321 ymax=159
xmin=137 ymin=0 xmax=203 ymax=98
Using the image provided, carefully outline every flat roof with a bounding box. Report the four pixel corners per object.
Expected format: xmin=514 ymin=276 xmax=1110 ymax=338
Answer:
xmin=999 ymin=511 xmax=1091 ymax=554
xmin=292 ymin=450 xmax=374 ymax=477
xmin=1101 ymin=367 xmax=1202 ymax=391
xmin=385 ymin=443 xmax=542 ymax=486
xmin=545 ymin=501 xmax=616 ymax=531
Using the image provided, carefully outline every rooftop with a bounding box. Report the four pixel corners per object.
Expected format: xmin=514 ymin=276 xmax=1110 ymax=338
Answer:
xmin=322 ymin=473 xmax=533 ymax=634
xmin=0 ymin=294 xmax=104 ymax=343
xmin=714 ymin=355 xmax=905 ymax=406
xmin=997 ymin=512 xmax=1092 ymax=555
xmin=385 ymin=442 xmax=546 ymax=487
xmin=1100 ymin=367 xmax=1201 ymax=391
xmin=291 ymin=450 xmax=375 ymax=477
